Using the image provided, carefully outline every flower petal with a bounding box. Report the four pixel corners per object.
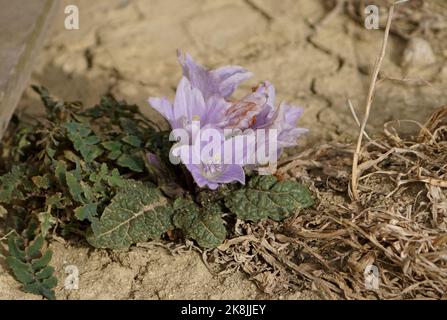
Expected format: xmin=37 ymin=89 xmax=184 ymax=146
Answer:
xmin=174 ymin=77 xmax=207 ymax=123
xmin=213 ymin=66 xmax=253 ymax=98
xmin=214 ymin=164 xmax=245 ymax=185
xmin=281 ymin=102 xmax=304 ymax=127
xmin=178 ymin=50 xmax=252 ymax=100
xmin=148 ymin=97 xmax=174 ymax=123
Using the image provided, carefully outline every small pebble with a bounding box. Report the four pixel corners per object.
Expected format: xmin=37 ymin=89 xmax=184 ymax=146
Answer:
xmin=401 ymin=37 xmax=436 ymax=68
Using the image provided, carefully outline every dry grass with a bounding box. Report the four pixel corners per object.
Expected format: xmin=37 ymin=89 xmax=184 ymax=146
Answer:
xmin=209 ymin=106 xmax=447 ymax=299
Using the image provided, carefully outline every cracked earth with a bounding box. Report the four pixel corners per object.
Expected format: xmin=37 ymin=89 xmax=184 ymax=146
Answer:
xmin=1 ymin=0 xmax=447 ymax=299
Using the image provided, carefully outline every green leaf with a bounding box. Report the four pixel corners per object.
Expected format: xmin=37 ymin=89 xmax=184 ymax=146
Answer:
xmin=102 ymin=141 xmax=122 ymax=152
xmin=6 ymin=256 xmax=34 ymax=284
xmin=32 ymin=174 xmax=51 ymax=189
xmin=80 ymin=182 xmax=96 ymax=203
xmin=45 ymin=193 xmax=65 ymax=209
xmin=0 ymin=165 xmax=28 ymax=203
xmin=87 ymin=180 xmax=172 ymax=249
xmin=42 ymin=276 xmax=58 ymax=290
xmin=102 ymin=141 xmax=123 ymax=160
xmin=64 ymin=121 xmax=103 ymax=162
xmin=38 ymin=207 xmax=56 ymax=237
xmin=225 ymin=175 xmax=314 ymax=222
xmin=107 ymin=169 xmax=124 ymax=187
xmin=108 ymin=150 xmax=122 ymax=160
xmin=47 ymin=147 xmax=56 ymax=159
xmin=66 ymin=171 xmax=83 ymax=202
xmin=32 ymin=250 xmax=53 ymax=271
xmin=6 ymin=235 xmax=56 ymax=300
xmin=7 ymin=237 xmax=26 ymax=260
xmin=116 ymin=154 xmax=144 ymax=172
xmin=36 ymin=266 xmax=55 ymax=280
xmin=23 ymin=282 xmax=56 ymax=300
xmin=173 ymin=198 xmax=226 ymax=248
xmin=74 ymin=203 xmax=97 ymax=222
xmin=26 ymin=236 xmax=44 ymax=259
xmin=122 ymin=135 xmax=142 ymax=147
xmin=54 ymin=160 xmax=67 ymax=185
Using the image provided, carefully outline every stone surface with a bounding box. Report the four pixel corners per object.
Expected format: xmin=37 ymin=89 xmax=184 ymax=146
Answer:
xmin=0 ymin=0 xmax=58 ymax=138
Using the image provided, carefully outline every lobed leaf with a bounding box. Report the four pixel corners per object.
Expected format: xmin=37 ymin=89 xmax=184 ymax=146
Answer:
xmin=225 ymin=175 xmax=314 ymax=222
xmin=173 ymin=198 xmax=226 ymax=248
xmin=0 ymin=165 xmax=30 ymax=203
xmin=74 ymin=203 xmax=98 ymax=222
xmin=87 ymin=180 xmax=172 ymax=249
xmin=116 ymin=154 xmax=144 ymax=172
xmin=6 ymin=236 xmax=57 ymax=300
xmin=64 ymin=121 xmax=103 ymax=162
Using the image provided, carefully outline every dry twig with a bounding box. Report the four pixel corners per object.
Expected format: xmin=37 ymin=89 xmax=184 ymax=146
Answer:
xmin=351 ymin=1 xmax=408 ymax=200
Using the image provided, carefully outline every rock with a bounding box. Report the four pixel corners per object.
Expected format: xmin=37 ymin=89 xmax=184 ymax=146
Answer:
xmin=402 ymin=37 xmax=436 ymax=69
xmin=0 ymin=0 xmax=58 ymax=139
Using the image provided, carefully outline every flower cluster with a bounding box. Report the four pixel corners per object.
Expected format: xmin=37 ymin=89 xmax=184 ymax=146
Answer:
xmin=148 ymin=51 xmax=307 ymax=189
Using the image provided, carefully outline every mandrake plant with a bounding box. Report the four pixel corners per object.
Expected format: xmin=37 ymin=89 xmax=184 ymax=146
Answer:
xmin=0 ymin=53 xmax=313 ymax=299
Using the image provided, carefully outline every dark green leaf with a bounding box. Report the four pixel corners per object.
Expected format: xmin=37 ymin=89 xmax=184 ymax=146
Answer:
xmin=225 ymin=175 xmax=314 ymax=222
xmin=38 ymin=209 xmax=56 ymax=237
xmin=116 ymin=154 xmax=144 ymax=172
xmin=7 ymin=234 xmax=56 ymax=300
xmin=122 ymin=135 xmax=142 ymax=147
xmin=23 ymin=282 xmax=56 ymax=300
xmin=42 ymin=276 xmax=58 ymax=289
xmin=0 ymin=165 xmax=28 ymax=203
xmin=87 ymin=180 xmax=172 ymax=249
xmin=7 ymin=237 xmax=26 ymax=260
xmin=107 ymin=169 xmax=124 ymax=187
xmin=36 ymin=266 xmax=55 ymax=280
xmin=54 ymin=160 xmax=67 ymax=185
xmin=173 ymin=198 xmax=226 ymax=248
xmin=26 ymin=236 xmax=44 ymax=259
xmin=74 ymin=203 xmax=97 ymax=222
xmin=6 ymin=256 xmax=34 ymax=284
xmin=65 ymin=121 xmax=103 ymax=162
xmin=66 ymin=171 xmax=83 ymax=202
xmin=32 ymin=250 xmax=53 ymax=271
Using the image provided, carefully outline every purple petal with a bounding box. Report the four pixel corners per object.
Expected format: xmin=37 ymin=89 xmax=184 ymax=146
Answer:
xmin=185 ymin=163 xmax=220 ymax=190
xmin=224 ymin=90 xmax=270 ymax=130
xmin=215 ymin=68 xmax=253 ymax=98
xmin=204 ymin=95 xmax=230 ymax=127
xmin=281 ymin=102 xmax=304 ymax=126
xmin=148 ymin=97 xmax=175 ymax=124
xmin=268 ymin=103 xmax=307 ymax=150
xmin=214 ymin=164 xmax=245 ymax=185
xmin=178 ymin=50 xmax=252 ymax=100
xmin=277 ymin=127 xmax=308 ymax=148
xmin=146 ymin=152 xmax=162 ymax=168
xmin=254 ymin=81 xmax=276 ymax=107
xmin=174 ymin=77 xmax=207 ymax=123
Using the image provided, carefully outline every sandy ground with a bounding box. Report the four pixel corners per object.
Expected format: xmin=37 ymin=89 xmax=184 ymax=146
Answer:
xmin=1 ymin=0 xmax=447 ymax=299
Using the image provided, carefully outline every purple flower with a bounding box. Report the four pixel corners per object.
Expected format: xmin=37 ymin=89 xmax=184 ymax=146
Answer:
xmin=175 ymin=129 xmax=246 ymax=190
xmin=148 ymin=77 xmax=229 ymax=134
xmin=148 ymin=52 xmax=308 ymax=190
xmin=177 ymin=50 xmax=253 ymax=101
xmin=268 ymin=102 xmax=308 ymax=149
xmin=223 ymin=81 xmax=274 ymax=130
xmin=223 ymin=81 xmax=307 ymax=153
